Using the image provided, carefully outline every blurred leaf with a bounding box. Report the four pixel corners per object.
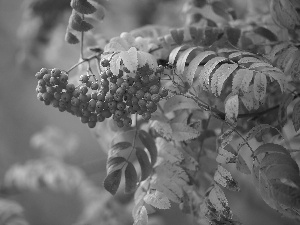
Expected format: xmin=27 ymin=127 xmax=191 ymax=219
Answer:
xmin=106 ymin=156 xmax=126 ymax=174
xmin=65 ymin=30 xmax=80 ymax=44
xmin=254 ymin=143 xmax=290 ymax=157
xmin=236 ymin=154 xmax=251 ymax=174
xmin=103 ymin=169 xmax=122 ymax=195
xmin=69 ymin=10 xmax=93 ymax=32
xmin=125 ymin=162 xmax=138 ymax=194
xmin=292 ymin=100 xmax=300 ymax=132
xmin=225 ymin=27 xmax=241 ymax=46
xmin=144 ymin=190 xmax=171 ymax=209
xmin=71 ymin=0 xmax=96 ymax=14
xmin=253 ymin=27 xmax=278 ymax=42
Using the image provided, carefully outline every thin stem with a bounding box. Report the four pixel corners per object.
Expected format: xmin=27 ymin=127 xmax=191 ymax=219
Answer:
xmin=66 ymin=55 xmax=99 ymax=73
xmin=80 ymin=14 xmax=85 ymax=59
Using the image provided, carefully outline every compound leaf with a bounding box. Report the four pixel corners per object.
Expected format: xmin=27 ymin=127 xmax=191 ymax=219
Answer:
xmin=104 ymin=169 xmax=122 ymax=195
xmin=138 ymin=130 xmax=157 ymax=166
xmin=133 ymin=205 xmax=148 ymax=225
xmin=225 ymin=94 xmax=239 ymax=125
xmin=144 ymin=190 xmax=171 ymax=209
xmin=136 ymin=147 xmax=152 ymax=181
xmin=125 ymin=162 xmax=138 ymax=194
xmin=214 ymin=165 xmax=240 ymax=191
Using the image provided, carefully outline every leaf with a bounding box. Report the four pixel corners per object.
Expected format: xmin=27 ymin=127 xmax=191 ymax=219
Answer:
xmin=225 ymin=94 xmax=239 ymax=125
xmin=260 ymin=153 xmax=299 ymax=172
xmin=211 ymin=1 xmax=231 ymax=21
xmin=151 ymin=121 xmax=172 ymax=140
xmin=69 ymin=10 xmax=93 ymax=32
xmin=216 ymin=147 xmax=236 ymax=164
xmin=120 ymin=47 xmax=138 ymax=73
xmin=133 ymin=205 xmax=148 ymax=225
xmin=137 ymin=51 xmax=158 ymax=70
xmin=203 ymin=27 xmax=222 ymax=46
xmin=232 ymin=69 xmax=253 ymax=94
xmin=278 ymin=93 xmax=294 ymax=126
xmin=65 ymin=31 xmax=79 ymax=44
xmin=236 ymin=154 xmax=251 ymax=174
xmin=110 ymin=142 xmax=132 ymax=154
xmin=253 ymin=72 xmax=267 ymax=102
xmin=263 ymin=71 xmax=287 ymax=93
xmin=264 ymin=164 xmax=300 ymax=182
xmin=109 ymin=53 xmax=122 ymax=76
xmin=186 ymin=51 xmax=215 ymax=85
xmin=266 ymin=42 xmax=290 ymax=62
xmin=240 ymin=91 xmax=254 ymax=111
xmin=144 ymin=190 xmax=171 ymax=209
xmin=238 ymin=57 xmax=262 ymax=64
xmin=292 ymin=100 xmax=300 ymax=132
xmin=136 ymin=147 xmax=152 ymax=181
xmin=219 ymin=129 xmax=235 ymax=148
xmin=163 ymin=95 xmax=199 ymax=113
xmin=169 ymin=45 xmax=188 ymax=65
xmin=138 ymin=130 xmax=157 ymax=166
xmin=103 ymin=169 xmax=122 ymax=195
xmin=254 ymin=143 xmax=290 ymax=157
xmin=156 ymin=137 xmax=183 ymax=164
xmin=208 ymin=185 xmax=232 ymax=218
xmin=170 ymin=122 xmax=200 ymax=141
xmin=170 ymin=28 xmax=184 ymax=45
xmin=71 ymin=0 xmax=97 ymax=14
xmin=214 ymin=165 xmax=240 ymax=191
xmin=228 ymin=51 xmax=255 ymax=60
xmin=125 ymin=162 xmax=138 ymax=194
xmin=211 ymin=63 xmax=238 ymax=96
xmin=104 ymin=37 xmax=129 ymax=52
xmin=106 ymin=157 xmax=126 ymax=174
xmin=253 ymin=27 xmax=278 ymax=42
xmin=225 ymin=27 xmax=241 ymax=46
xmin=199 ymin=56 xmax=227 ymax=91
xmin=176 ymin=47 xmax=199 ymax=75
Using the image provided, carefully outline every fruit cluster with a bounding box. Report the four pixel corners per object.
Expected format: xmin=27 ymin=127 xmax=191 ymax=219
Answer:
xmin=35 ymin=62 xmax=168 ymax=129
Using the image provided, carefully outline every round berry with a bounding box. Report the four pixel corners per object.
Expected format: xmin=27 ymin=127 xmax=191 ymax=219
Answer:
xmin=127 ymin=77 xmax=135 ymax=85
xmin=121 ymin=82 xmax=129 ymax=90
xmin=109 ymin=83 xmax=118 ymax=94
xmin=51 ymin=99 xmax=59 ymax=108
xmin=37 ymin=85 xmax=46 ymax=93
xmin=138 ymin=99 xmax=147 ymax=107
xmin=102 ymin=110 xmax=112 ymax=118
xmin=149 ymin=74 xmax=159 ymax=83
xmin=97 ymin=92 xmax=106 ymax=101
xmin=116 ymin=78 xmax=124 ymax=87
xmin=108 ymin=101 xmax=117 ymax=109
xmin=40 ymin=68 xmax=49 ymax=75
xmin=141 ymin=76 xmax=149 ymax=85
xmin=82 ymin=109 xmax=91 ymax=117
xmin=88 ymin=99 xmax=96 ymax=108
xmin=79 ymin=102 xmax=88 ymax=110
xmin=136 ymin=90 xmax=145 ymax=99
xmin=144 ymin=92 xmax=151 ymax=101
xmin=128 ymin=86 xmax=137 ymax=95
xmin=149 ymin=85 xmax=160 ymax=94
xmin=72 ymin=89 xmax=81 ymax=97
xmin=142 ymin=112 xmax=151 ymax=120
xmin=66 ymin=83 xmax=75 ymax=92
xmin=106 ymin=69 xmax=113 ymax=77
xmin=79 ymin=93 xmax=89 ymax=102
xmin=38 ymin=79 xmax=46 ymax=86
xmin=80 ymin=86 xmax=89 ymax=95
xmin=86 ymin=81 xmax=92 ymax=88
xmin=116 ymin=87 xmax=125 ymax=96
xmin=117 ymin=102 xmax=126 ymax=110
xmin=42 ymin=92 xmax=52 ymax=101
xmin=159 ymin=87 xmax=168 ymax=97
xmin=49 ymin=77 xmax=59 ymax=86
xmin=51 ymin=68 xmax=61 ymax=77
xmin=54 ymin=92 xmax=62 ymax=100
xmin=105 ymin=93 xmax=114 ymax=102
xmin=44 ymin=100 xmax=51 ymax=106
xmin=46 ymin=86 xmax=56 ymax=95
xmin=37 ymin=93 xmax=44 ymax=101
xmin=81 ymin=116 xmax=89 ymax=124
xmin=101 ymin=79 xmax=109 ymax=87
xmin=110 ymin=76 xmax=117 ymax=83
xmin=131 ymin=96 xmax=139 ymax=105
xmin=35 ymin=72 xmax=44 ymax=80
xmin=91 ymin=91 xmax=97 ymax=100
xmin=146 ymin=101 xmax=155 ymax=109
xmin=59 ymin=73 xmax=68 ymax=83
xmin=100 ymin=71 xmax=108 ymax=79
xmin=71 ymin=97 xmax=80 ymax=106
xmin=148 ymin=104 xmax=157 ymax=113
xmin=88 ymin=121 xmax=97 ymax=128
xmin=80 ymin=74 xmax=89 ymax=83
xmin=101 ymin=59 xmax=110 ymax=67
xmin=91 ymin=82 xmax=99 ymax=90
xmin=114 ymin=93 xmax=123 ymax=102
xmin=97 ymin=114 xmax=105 ymax=122
xmin=116 ymin=120 xmax=124 ymax=128
xmin=43 ymin=74 xmax=51 ymax=83
xmin=134 ymin=82 xmax=142 ymax=90
xmin=151 ymin=94 xmax=160 ymax=103
xmin=59 ymin=100 xmax=67 ymax=108
xmin=123 ymin=117 xmax=132 ymax=127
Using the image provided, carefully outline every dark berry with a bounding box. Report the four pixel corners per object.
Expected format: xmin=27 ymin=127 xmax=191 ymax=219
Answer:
xmin=121 ymin=82 xmax=129 ymax=90
xmin=142 ymin=112 xmax=151 ymax=120
xmin=110 ymin=76 xmax=117 ymax=83
xmin=97 ymin=114 xmax=105 ymax=122
xmin=38 ymin=79 xmax=46 ymax=86
xmin=71 ymin=97 xmax=80 ymax=106
xmin=128 ymin=86 xmax=137 ymax=95
xmin=159 ymin=87 xmax=168 ymax=97
xmin=149 ymin=74 xmax=159 ymax=83
xmin=79 ymin=102 xmax=88 ymax=110
xmin=59 ymin=101 xmax=67 ymax=108
xmin=35 ymin=72 xmax=44 ymax=80
xmin=46 ymin=86 xmax=55 ymax=95
xmin=109 ymin=83 xmax=118 ymax=94
xmin=131 ymin=96 xmax=139 ymax=104
xmin=82 ymin=109 xmax=91 ymax=117
xmin=134 ymin=82 xmax=142 ymax=90
xmin=144 ymin=92 xmax=152 ymax=101
xmin=141 ymin=76 xmax=149 ymax=85
xmin=101 ymin=59 xmax=110 ymax=67
xmin=136 ymin=90 xmax=145 ymax=99
xmin=106 ymin=69 xmax=113 ymax=77
xmin=114 ymin=93 xmax=123 ymax=102
xmin=146 ymin=101 xmax=155 ymax=109
xmin=100 ymin=71 xmax=108 ymax=79
xmin=42 ymin=92 xmax=52 ymax=101
xmin=59 ymin=73 xmax=68 ymax=83
xmin=102 ymin=110 xmax=112 ymax=118
xmin=81 ymin=116 xmax=89 ymax=124
xmin=117 ymin=102 xmax=126 ymax=110
xmin=37 ymin=85 xmax=46 ymax=93
xmin=127 ymin=77 xmax=135 ymax=85
xmin=105 ymin=93 xmax=114 ymax=102
xmin=148 ymin=104 xmax=157 ymax=113
xmin=91 ymin=82 xmax=99 ymax=90
xmin=91 ymin=91 xmax=98 ymax=100
xmin=97 ymin=92 xmax=106 ymax=101
xmin=116 ymin=120 xmax=124 ymax=128
xmin=123 ymin=117 xmax=132 ymax=127
xmin=116 ymin=87 xmax=125 ymax=96
xmin=51 ymin=99 xmax=59 ymax=108
xmin=101 ymin=79 xmax=109 ymax=87
xmin=66 ymin=84 xmax=75 ymax=92
xmin=149 ymin=85 xmax=160 ymax=94
xmin=138 ymin=99 xmax=147 ymax=107
xmin=95 ymin=101 xmax=104 ymax=112
xmin=108 ymin=101 xmax=117 ymax=109
xmin=49 ymin=77 xmax=59 ymax=86
xmin=151 ymin=94 xmax=160 ymax=103
xmin=79 ymin=93 xmax=89 ymax=102
xmin=40 ymin=68 xmax=49 ymax=76
xmin=88 ymin=121 xmax=97 ymax=128
xmin=80 ymin=74 xmax=89 ymax=83
xmin=43 ymin=74 xmax=51 ymax=83
xmin=37 ymin=93 xmax=44 ymax=101
xmin=116 ymin=78 xmax=124 ymax=87
xmin=54 ymin=92 xmax=62 ymax=100
xmin=86 ymin=81 xmax=92 ymax=88
xmin=88 ymin=99 xmax=96 ymax=108
xmin=51 ymin=68 xmax=61 ymax=77
xmin=72 ymin=89 xmax=81 ymax=97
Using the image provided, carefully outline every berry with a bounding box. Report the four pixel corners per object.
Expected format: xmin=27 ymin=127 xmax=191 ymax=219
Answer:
xmin=134 ymin=82 xmax=142 ymax=90
xmin=95 ymin=101 xmax=104 ymax=111
xmin=51 ymin=68 xmax=61 ymax=77
xmin=131 ymin=96 xmax=139 ymax=105
xmin=59 ymin=73 xmax=68 ymax=83
xmin=35 ymin=72 xmax=44 ymax=80
xmin=102 ymin=110 xmax=112 ymax=118
xmin=46 ymin=86 xmax=55 ymax=95
xmin=66 ymin=83 xmax=75 ymax=92
xmin=91 ymin=91 xmax=97 ymax=100
xmin=146 ymin=101 xmax=155 ymax=109
xmin=79 ymin=93 xmax=89 ymax=102
xmin=71 ymin=97 xmax=80 ymax=106
xmin=38 ymin=79 xmax=46 ymax=87
xmin=114 ymin=93 xmax=123 ymax=102
xmin=97 ymin=114 xmax=105 ymax=122
xmin=123 ymin=117 xmax=132 ymax=127
xmin=82 ymin=109 xmax=91 ymax=117
xmin=144 ymin=92 xmax=152 ymax=101
xmin=151 ymin=94 xmax=160 ymax=103
xmin=88 ymin=121 xmax=97 ymax=128
xmin=141 ymin=76 xmax=149 ymax=85
xmin=110 ymin=76 xmax=117 ymax=83
xmin=105 ymin=93 xmax=114 ymax=102
xmin=91 ymin=82 xmax=99 ymax=90
xmin=37 ymin=85 xmax=46 ymax=93
xmin=80 ymin=86 xmax=89 ymax=95
xmin=59 ymin=101 xmax=67 ymax=108
xmin=80 ymin=74 xmax=89 ymax=83
xmin=121 ymin=82 xmax=129 ymax=90
xmin=116 ymin=87 xmax=125 ymax=96
xmin=100 ymin=71 xmax=108 ymax=79
xmin=108 ymin=101 xmax=117 ymax=109
xmin=106 ymin=69 xmax=113 ymax=77
xmin=88 ymin=99 xmax=96 ymax=108
xmin=86 ymin=81 xmax=92 ymax=88
xmin=79 ymin=102 xmax=88 ymax=110
xmin=149 ymin=74 xmax=159 ymax=83
xmin=117 ymin=102 xmax=126 ymax=110
xmin=148 ymin=104 xmax=158 ymax=113
xmin=149 ymin=85 xmax=160 ymax=94
xmin=142 ymin=112 xmax=151 ymax=120
xmin=136 ymin=90 xmax=145 ymax=99
xmin=37 ymin=93 xmax=44 ymax=101
xmin=138 ymin=99 xmax=147 ymax=107
xmin=109 ymin=83 xmax=118 ymax=93
xmin=40 ymin=68 xmax=49 ymax=76
xmin=49 ymin=77 xmax=59 ymax=85
xmin=101 ymin=59 xmax=110 ymax=67
xmin=116 ymin=120 xmax=124 ymax=128
xmin=101 ymin=79 xmax=109 ymax=87
xmin=97 ymin=92 xmax=105 ymax=101
xmin=159 ymin=87 xmax=168 ymax=97
xmin=43 ymin=74 xmax=51 ymax=83
xmin=81 ymin=116 xmax=89 ymax=124
xmin=42 ymin=92 xmax=53 ymax=101
xmin=72 ymin=89 xmax=81 ymax=97
xmin=128 ymin=86 xmax=137 ymax=95
xmin=116 ymin=78 xmax=124 ymax=87
xmin=51 ymin=99 xmax=59 ymax=108
xmin=54 ymin=92 xmax=62 ymax=100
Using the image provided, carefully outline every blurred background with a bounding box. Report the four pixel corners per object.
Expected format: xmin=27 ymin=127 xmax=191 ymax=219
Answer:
xmin=0 ymin=0 xmax=298 ymax=224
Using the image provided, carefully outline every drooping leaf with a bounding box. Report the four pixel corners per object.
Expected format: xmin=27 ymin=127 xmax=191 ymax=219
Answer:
xmin=65 ymin=31 xmax=79 ymax=44
xmin=163 ymin=95 xmax=199 ymax=113
xmin=225 ymin=27 xmax=241 ymax=46
xmin=236 ymin=154 xmax=251 ymax=174
xmin=106 ymin=156 xmax=126 ymax=174
xmin=103 ymin=169 xmax=122 ymax=195
xmin=253 ymin=26 xmax=278 ymax=42
xmin=170 ymin=28 xmax=184 ymax=45
xmin=144 ymin=190 xmax=171 ymax=209
xmin=176 ymin=47 xmax=199 ymax=75
xmin=138 ymin=130 xmax=157 ymax=166
xmin=156 ymin=137 xmax=183 ymax=164
xmin=170 ymin=122 xmax=200 ymax=141
xmin=232 ymin=69 xmax=253 ymax=94
xmin=276 ymin=46 xmax=298 ymax=70
xmin=216 ymin=147 xmax=236 ymax=164
xmin=254 ymin=143 xmax=290 ymax=157
xmin=120 ymin=47 xmax=138 ymax=73
xmin=169 ymin=45 xmax=188 ymax=65
xmin=69 ymin=10 xmax=93 ymax=32
xmin=110 ymin=142 xmax=132 ymax=154
xmin=133 ymin=205 xmax=148 ymax=225
xmin=292 ymin=100 xmax=300 ymax=132
xmin=199 ymin=56 xmax=227 ymax=91
xmin=185 ymin=51 xmax=215 ymax=85
xmin=71 ymin=0 xmax=97 ymax=14
xmin=208 ymin=185 xmax=232 ymax=218
xmin=214 ymin=165 xmax=240 ymax=191
xmin=253 ymin=72 xmax=267 ymax=102
xmin=240 ymin=69 xmax=254 ymax=93
xmin=189 ymin=26 xmax=204 ymax=45
xmin=260 ymin=153 xmax=299 ymax=172
xmin=136 ymin=147 xmax=152 ymax=181
xmin=125 ymin=162 xmax=138 ymax=194
xmin=210 ymin=63 xmax=238 ymax=96
xmin=137 ymin=51 xmax=158 ymax=70
xmin=109 ymin=53 xmax=122 ymax=76
xmin=151 ymin=121 xmax=172 ymax=140
xmin=225 ymin=94 xmax=239 ymax=125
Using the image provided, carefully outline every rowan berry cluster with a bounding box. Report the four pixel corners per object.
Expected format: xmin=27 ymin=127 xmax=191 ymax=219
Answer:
xmin=35 ymin=62 xmax=168 ymax=129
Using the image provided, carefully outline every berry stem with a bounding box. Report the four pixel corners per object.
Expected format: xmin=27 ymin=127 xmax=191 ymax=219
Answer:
xmin=66 ymin=54 xmax=99 ymax=73
xmin=80 ymin=14 xmax=85 ymax=60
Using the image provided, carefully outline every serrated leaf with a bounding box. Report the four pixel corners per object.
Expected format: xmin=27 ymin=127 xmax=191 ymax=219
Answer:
xmin=232 ymin=69 xmax=249 ymax=94
xmin=163 ymin=95 xmax=199 ymax=113
xmin=228 ymin=51 xmax=255 ymax=59
xmin=211 ymin=63 xmax=238 ymax=96
xmin=225 ymin=94 xmax=239 ymax=125
xmin=109 ymin=53 xmax=122 ymax=76
xmin=103 ymin=169 xmax=122 ymax=195
xmin=169 ymin=45 xmax=188 ymax=65
xmin=214 ymin=165 xmax=240 ymax=191
xmin=208 ymin=185 xmax=232 ymax=217
xmin=133 ymin=205 xmax=148 ymax=225
xmin=125 ymin=162 xmax=138 ymax=194
xmin=144 ymin=190 xmax=171 ymax=209
xmin=264 ymin=164 xmax=300 ymax=182
xmin=170 ymin=122 xmax=200 ymax=141
xmin=266 ymin=42 xmax=290 ymax=63
xmin=254 ymin=143 xmax=290 ymax=157
xmin=276 ymin=46 xmax=298 ymax=70
xmin=200 ymin=56 xmax=227 ymax=91
xmin=186 ymin=51 xmax=215 ymax=85
xmin=240 ymin=91 xmax=254 ymax=111
xmin=278 ymin=93 xmax=294 ymax=126
xmin=236 ymin=154 xmax=251 ymax=174
xmin=65 ymin=31 xmax=79 ymax=44
xmin=288 ymin=50 xmax=300 ymax=82
xmin=151 ymin=121 xmax=172 ymax=140
xmin=69 ymin=10 xmax=93 ymax=32
xmin=238 ymin=57 xmax=262 ymax=64
xmin=71 ymin=0 xmax=97 ymax=14
xmin=253 ymin=72 xmax=267 ymax=102
xmin=104 ymin=37 xmax=129 ymax=52
xmin=240 ymin=70 xmax=254 ymax=93
xmin=136 ymin=147 xmax=152 ymax=181
xmin=137 ymin=51 xmax=158 ymax=70
xmin=176 ymin=47 xmax=199 ymax=75
xmin=216 ymin=147 xmax=236 ymax=164
xmin=219 ymin=129 xmax=235 ymax=148
xmin=156 ymin=137 xmax=183 ymax=164
xmin=170 ymin=29 xmax=184 ymax=45
xmin=120 ymin=47 xmax=138 ymax=73
xmin=253 ymin=27 xmax=278 ymax=42
xmin=292 ymin=100 xmax=300 ymax=132
xmin=138 ymin=130 xmax=157 ymax=166
xmin=106 ymin=156 xmax=126 ymax=174
xmin=203 ymin=27 xmax=221 ymax=46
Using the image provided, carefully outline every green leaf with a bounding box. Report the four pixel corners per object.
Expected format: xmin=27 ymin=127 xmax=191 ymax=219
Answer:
xmin=225 ymin=94 xmax=239 ymax=125
xmin=69 ymin=10 xmax=93 ymax=32
xmin=211 ymin=1 xmax=231 ymax=21
xmin=253 ymin=72 xmax=267 ymax=102
xmin=168 ymin=45 xmax=189 ymax=65
xmin=189 ymin=26 xmax=204 ymax=45
xmin=185 ymin=51 xmax=215 ymax=85
xmin=225 ymin=27 xmax=241 ymax=46
xmin=232 ymin=69 xmax=253 ymax=94
xmin=278 ymin=93 xmax=294 ymax=126
xmin=125 ymin=162 xmax=138 ymax=194
xmin=176 ymin=47 xmax=199 ymax=75
xmin=170 ymin=28 xmax=184 ymax=45
xmin=214 ymin=165 xmax=240 ymax=191
xmin=110 ymin=142 xmax=132 ymax=153
xmin=170 ymin=122 xmax=200 ymax=141
xmin=238 ymin=57 xmax=262 ymax=64
xmin=203 ymin=27 xmax=222 ymax=46
xmin=266 ymin=71 xmax=287 ymax=92
xmin=254 ymin=143 xmax=290 ymax=157
xmin=264 ymin=164 xmax=300 ymax=183
xmin=120 ymin=47 xmax=138 ymax=73
xmin=138 ymin=130 xmax=157 ymax=166
xmin=292 ymin=100 xmax=300 ymax=132
xmin=236 ymin=154 xmax=251 ymax=174
xmin=163 ymin=95 xmax=199 ymax=113
xmin=103 ymin=169 xmax=122 ymax=195
xmin=260 ymin=153 xmax=299 ymax=172
xmin=266 ymin=42 xmax=290 ymax=62
xmin=156 ymin=137 xmax=183 ymax=164
xmin=65 ymin=31 xmax=79 ymax=44
xmin=210 ymin=63 xmax=238 ymax=96
xmin=133 ymin=205 xmax=148 ymax=225
xmin=228 ymin=51 xmax=255 ymax=60
xmin=219 ymin=129 xmax=235 ymax=148
xmin=136 ymin=147 xmax=152 ymax=181
xmin=199 ymin=56 xmax=227 ymax=91
xmin=109 ymin=53 xmax=122 ymax=76
xmin=144 ymin=190 xmax=171 ymax=209
xmin=208 ymin=185 xmax=232 ymax=218
xmin=216 ymin=147 xmax=236 ymax=164
xmin=71 ymin=0 xmax=97 ymax=14
xmin=106 ymin=156 xmax=126 ymax=174
xmin=253 ymin=27 xmax=278 ymax=42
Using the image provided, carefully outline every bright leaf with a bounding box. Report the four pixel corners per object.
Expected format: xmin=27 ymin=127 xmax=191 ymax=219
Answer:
xmin=214 ymin=165 xmax=240 ymax=191
xmin=144 ymin=190 xmax=171 ymax=209
xmin=133 ymin=205 xmax=148 ymax=225
xmin=138 ymin=130 xmax=157 ymax=166
xmin=136 ymin=147 xmax=152 ymax=181
xmin=225 ymin=94 xmax=239 ymax=125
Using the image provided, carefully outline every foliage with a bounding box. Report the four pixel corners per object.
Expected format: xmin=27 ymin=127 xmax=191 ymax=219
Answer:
xmin=7 ymin=0 xmax=300 ymax=224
